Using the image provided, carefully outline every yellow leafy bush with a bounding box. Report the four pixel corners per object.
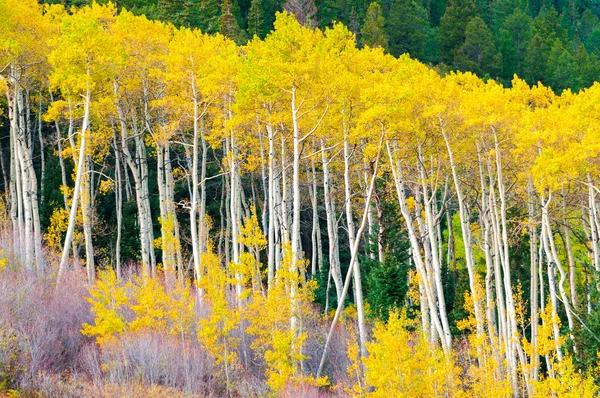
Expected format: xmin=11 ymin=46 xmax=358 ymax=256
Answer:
xmin=533 ymin=356 xmax=599 ymax=397
xmin=81 ymin=269 xmax=129 ymax=346
xmin=128 ymin=276 xmax=170 ymax=333
xmin=197 ymin=248 xmax=240 ymax=391
xmin=245 ymin=243 xmax=324 ymax=392
xmin=362 ymin=310 xmax=459 ymax=398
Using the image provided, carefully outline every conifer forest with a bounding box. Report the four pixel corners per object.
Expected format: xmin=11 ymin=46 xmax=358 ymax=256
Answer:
xmin=3 ymin=0 xmax=600 ymax=396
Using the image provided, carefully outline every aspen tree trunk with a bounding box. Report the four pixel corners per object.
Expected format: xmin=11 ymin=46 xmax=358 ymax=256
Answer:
xmin=165 ymin=146 xmax=183 ymax=279
xmin=309 ymin=158 xmax=323 ymax=274
xmin=199 ymin=122 xmax=208 ymax=258
xmin=491 ymin=133 xmax=530 ymax=393
xmin=81 ymin=159 xmax=95 ymax=282
xmin=308 ymin=167 xmax=318 ymax=276
xmin=228 ymin=136 xmax=243 ymax=300
xmin=9 ymin=73 xmax=25 ymax=263
xmin=561 ymin=191 xmax=577 ymax=307
xmin=16 ymin=130 xmax=33 ymax=269
xmin=343 ymin=136 xmax=367 ymax=357
xmin=190 ymin=83 xmax=201 ymax=295
xmin=374 ymin=188 xmax=385 ymax=263
xmin=38 ymin=97 xmax=45 ymax=203
xmin=291 ymin=98 xmax=303 ymax=260
xmin=441 ymin=128 xmax=485 ymax=341
xmin=114 ymin=136 xmax=123 ymax=280
xmin=321 ymin=142 xmax=343 ymax=301
xmin=386 ymin=141 xmax=450 ymax=352
xmin=539 ymin=196 xmax=564 ymax=363
xmin=157 ymin=142 xmax=176 ymax=288
xmin=14 ymin=81 xmax=34 ymax=270
xmin=267 ymin=123 xmax=276 ymax=287
xmin=114 ymin=81 xmax=154 ymax=278
xmin=259 ymin=126 xmax=269 ymax=236
xmin=415 ymin=147 xmax=452 ymax=350
xmin=7 ymin=88 xmax=20 ymax=255
xmin=273 ymin=172 xmax=282 ymax=271
xmin=317 ymin=133 xmax=383 ymax=377
xmin=57 ymin=88 xmax=90 ymax=283
xmin=587 ymin=174 xmax=600 ymax=273
xmin=527 ymin=179 xmax=539 ymax=381
xmin=49 ymin=90 xmax=70 ymax=213
xmin=280 ymin=130 xmax=290 ymax=243
xmin=413 ymin=189 xmax=445 ymax=347
xmin=487 ymin=160 xmax=518 ymax=388
xmin=541 ymin=192 xmax=576 ymax=344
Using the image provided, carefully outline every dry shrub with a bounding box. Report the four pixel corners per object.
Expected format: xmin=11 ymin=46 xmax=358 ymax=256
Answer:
xmin=98 ymin=331 xmax=220 ymax=396
xmin=0 ymin=265 xmax=92 ymax=391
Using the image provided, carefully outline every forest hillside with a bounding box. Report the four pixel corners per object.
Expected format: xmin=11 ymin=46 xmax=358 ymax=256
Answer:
xmin=1 ymin=0 xmax=600 ymax=396
xmin=42 ymin=0 xmax=600 ymax=93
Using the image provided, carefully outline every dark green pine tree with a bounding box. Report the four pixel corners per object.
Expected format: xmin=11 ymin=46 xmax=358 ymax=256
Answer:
xmin=156 ymin=0 xmax=220 ymax=31
xmin=454 ymin=16 xmax=501 ymax=77
xmin=489 ymin=0 xmax=527 ymax=31
xmin=438 ymin=0 xmax=476 ymax=64
xmin=220 ymin=0 xmax=248 ymax=43
xmin=579 ymin=9 xmax=600 ymax=53
xmin=360 ymin=2 xmax=388 ymax=49
xmin=524 ymin=6 xmax=566 ymax=85
xmin=247 ymin=0 xmax=264 ymax=38
xmin=573 ymin=44 xmax=600 ymax=91
xmin=498 ymin=8 xmax=533 ymax=81
xmin=546 ymin=39 xmax=576 ymax=92
xmin=386 ymin=0 xmax=431 ymax=59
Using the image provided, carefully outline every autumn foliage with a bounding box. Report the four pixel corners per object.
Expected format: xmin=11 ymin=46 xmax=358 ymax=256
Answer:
xmin=3 ymin=0 xmax=600 ymax=396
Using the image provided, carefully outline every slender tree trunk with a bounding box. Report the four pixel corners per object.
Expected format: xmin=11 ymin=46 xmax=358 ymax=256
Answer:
xmin=321 ymin=142 xmax=343 ymax=302
xmin=57 ymin=88 xmax=90 ymax=283
xmin=343 ymin=135 xmax=367 ymax=358
xmin=114 ymin=135 xmax=123 ymax=280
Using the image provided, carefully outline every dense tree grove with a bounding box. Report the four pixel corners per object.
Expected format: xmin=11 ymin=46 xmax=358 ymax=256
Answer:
xmin=2 ymin=0 xmax=600 ymax=396
xmin=40 ymin=0 xmax=600 ymax=92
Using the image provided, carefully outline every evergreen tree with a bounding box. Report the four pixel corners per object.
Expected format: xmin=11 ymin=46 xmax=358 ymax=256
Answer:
xmin=360 ymin=2 xmax=388 ymax=48
xmin=438 ymin=0 xmax=476 ymax=64
xmin=386 ymin=0 xmax=430 ymax=59
xmin=499 ymin=8 xmax=533 ymax=81
xmin=546 ymin=39 xmax=575 ymax=92
xmin=525 ymin=6 xmax=566 ymax=84
xmin=428 ymin=0 xmax=448 ymax=27
xmin=247 ymin=0 xmax=264 ymax=37
xmin=454 ymin=16 xmax=501 ymax=77
xmin=573 ymin=43 xmax=600 ymax=91
xmin=489 ymin=0 xmax=527 ymax=31
xmin=157 ymin=0 xmax=202 ymax=28
xmin=220 ymin=0 xmax=247 ymax=42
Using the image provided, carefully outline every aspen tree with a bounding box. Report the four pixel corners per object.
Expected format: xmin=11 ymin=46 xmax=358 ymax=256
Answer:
xmin=51 ymin=3 xmax=123 ymax=283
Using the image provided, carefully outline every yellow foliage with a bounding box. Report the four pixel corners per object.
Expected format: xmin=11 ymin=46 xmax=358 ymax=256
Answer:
xmin=197 ymin=248 xmax=240 ymax=391
xmin=45 ymin=207 xmax=69 ymax=253
xmin=165 ymin=280 xmax=196 ymax=338
xmin=533 ymin=356 xmax=599 ymax=397
xmin=457 ymin=291 xmax=512 ymax=398
xmin=0 ymin=250 xmax=7 ymax=271
xmin=362 ymin=310 xmax=459 ymax=398
xmin=346 ymin=328 xmax=366 ymax=396
xmin=245 ymin=243 xmax=321 ymax=392
xmin=538 ymin=302 xmax=564 ymax=358
xmin=0 ymin=77 xmax=7 ymax=96
xmin=81 ymin=269 xmax=129 ymax=346
xmin=128 ymin=276 xmax=170 ymax=333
